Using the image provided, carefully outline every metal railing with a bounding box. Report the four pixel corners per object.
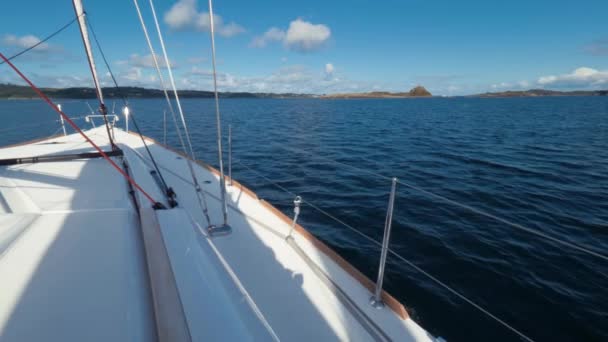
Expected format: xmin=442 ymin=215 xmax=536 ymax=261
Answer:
xmin=85 ymin=114 xmax=120 ymax=128
xmin=370 ymin=177 xmax=397 ymax=309
xmin=228 ymin=124 xmax=233 ymax=187
xmin=132 ymin=118 xmax=603 ymax=341
xmin=228 ymin=132 xmax=603 ymax=341
xmin=115 ymin=117 xmax=569 ymax=341
xmin=274 ymin=145 xmax=608 ymax=262
xmin=234 ymin=157 xmax=534 ymax=341
xmin=57 ymin=104 xmax=67 ymax=135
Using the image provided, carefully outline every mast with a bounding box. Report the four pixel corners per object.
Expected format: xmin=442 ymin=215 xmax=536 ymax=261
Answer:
xmin=72 ymin=0 xmax=115 ymax=148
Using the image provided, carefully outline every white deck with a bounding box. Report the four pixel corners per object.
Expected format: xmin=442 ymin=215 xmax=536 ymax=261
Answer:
xmin=0 ymin=127 xmax=435 ymax=341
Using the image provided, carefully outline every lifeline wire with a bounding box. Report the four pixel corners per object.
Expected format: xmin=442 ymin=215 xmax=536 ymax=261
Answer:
xmin=276 ymin=145 xmax=608 ymax=263
xmin=233 ymin=157 xmax=534 ymax=342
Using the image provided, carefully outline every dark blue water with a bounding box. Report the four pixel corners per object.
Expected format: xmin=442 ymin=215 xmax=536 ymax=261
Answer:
xmin=2 ymin=97 xmax=607 ymax=341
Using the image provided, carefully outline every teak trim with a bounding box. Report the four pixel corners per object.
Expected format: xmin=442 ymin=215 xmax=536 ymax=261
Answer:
xmin=130 ymin=131 xmax=410 ymax=320
xmin=139 ymin=207 xmax=192 ymax=342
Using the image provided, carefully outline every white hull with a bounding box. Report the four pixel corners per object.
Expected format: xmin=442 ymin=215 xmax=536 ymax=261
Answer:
xmin=0 ymin=127 xmax=434 ymax=341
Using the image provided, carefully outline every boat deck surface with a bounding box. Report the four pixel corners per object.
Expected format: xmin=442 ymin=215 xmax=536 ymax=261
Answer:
xmin=0 ymin=127 xmax=434 ymax=341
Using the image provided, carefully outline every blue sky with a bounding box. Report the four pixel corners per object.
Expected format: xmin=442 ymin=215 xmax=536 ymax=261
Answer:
xmin=1 ymin=0 xmax=607 ymax=95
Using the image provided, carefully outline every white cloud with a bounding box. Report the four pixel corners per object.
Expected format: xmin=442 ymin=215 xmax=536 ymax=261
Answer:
xmin=216 ymin=22 xmax=245 ymax=37
xmin=164 ymin=0 xmax=244 ymax=37
xmin=187 ymin=56 xmax=207 ymax=64
xmin=266 ymin=65 xmax=314 ymax=85
xmin=4 ymin=62 xmax=388 ymax=95
xmin=189 ymin=66 xmax=214 ymax=77
xmin=537 ymin=67 xmax=608 ymax=88
xmin=2 ymin=34 xmax=50 ymax=51
xmin=446 ymin=85 xmax=461 ymax=95
xmin=164 ymin=0 xmax=196 ymax=29
xmin=482 ymin=67 xmax=608 ymax=95
xmin=250 ymin=27 xmax=285 ymax=48
xmin=123 ymin=67 xmax=143 ymax=82
xmin=178 ymin=64 xmax=376 ymax=94
xmin=124 ymin=53 xmax=177 ymax=69
xmin=250 ymin=19 xmax=331 ymax=52
xmin=0 ymin=71 xmax=92 ymax=89
xmin=490 ymin=81 xmax=532 ymax=90
xmin=114 ymin=66 xmax=158 ymax=86
xmin=490 ymin=82 xmax=511 ymax=90
xmin=184 ymin=66 xmax=238 ymax=88
xmin=324 ymin=63 xmax=336 ymax=81
xmin=285 ymin=19 xmax=331 ymax=52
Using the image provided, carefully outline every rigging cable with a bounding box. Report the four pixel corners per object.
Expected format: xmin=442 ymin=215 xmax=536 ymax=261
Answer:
xmin=0 ymin=14 xmax=82 ymax=65
xmin=206 ymin=0 xmax=229 ymax=226
xmin=129 ymin=0 xmax=186 ymax=155
xmin=233 ymin=158 xmax=534 ymax=342
xmin=0 ymin=53 xmax=161 ymax=208
xmin=86 ymin=16 xmax=177 ymax=207
xmin=132 ymin=0 xmax=213 ymax=226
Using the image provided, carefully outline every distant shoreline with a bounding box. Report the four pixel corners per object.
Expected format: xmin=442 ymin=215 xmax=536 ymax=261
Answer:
xmin=470 ymin=89 xmax=608 ymax=98
xmin=0 ymin=84 xmax=310 ymax=100
xmin=1 ymin=84 xmax=606 ymax=99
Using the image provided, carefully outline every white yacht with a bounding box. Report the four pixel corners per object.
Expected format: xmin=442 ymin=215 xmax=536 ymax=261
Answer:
xmin=0 ymin=1 xmax=437 ymax=341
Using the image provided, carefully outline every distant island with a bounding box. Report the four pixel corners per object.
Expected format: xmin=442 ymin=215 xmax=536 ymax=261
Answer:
xmin=472 ymin=89 xmax=608 ymax=98
xmin=320 ymin=86 xmax=432 ymax=99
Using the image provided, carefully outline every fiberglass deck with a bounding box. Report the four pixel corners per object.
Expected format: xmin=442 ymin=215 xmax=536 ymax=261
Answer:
xmin=0 ymin=127 xmax=433 ymax=341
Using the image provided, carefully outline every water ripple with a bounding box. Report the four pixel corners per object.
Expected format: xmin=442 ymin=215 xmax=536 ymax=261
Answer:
xmin=2 ymin=96 xmax=607 ymax=341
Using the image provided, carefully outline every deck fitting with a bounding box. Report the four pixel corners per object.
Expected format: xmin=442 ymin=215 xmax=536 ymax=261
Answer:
xmin=207 ymin=224 xmax=232 ymax=237
xmin=369 ymin=296 xmax=385 ymax=309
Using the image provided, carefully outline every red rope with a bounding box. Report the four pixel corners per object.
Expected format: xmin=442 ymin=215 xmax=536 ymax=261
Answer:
xmin=0 ymin=53 xmax=159 ymax=207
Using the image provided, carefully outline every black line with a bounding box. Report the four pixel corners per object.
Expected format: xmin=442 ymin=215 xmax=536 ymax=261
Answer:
xmin=0 ymin=14 xmax=82 ymax=65
xmin=0 ymin=149 xmax=123 ymax=166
